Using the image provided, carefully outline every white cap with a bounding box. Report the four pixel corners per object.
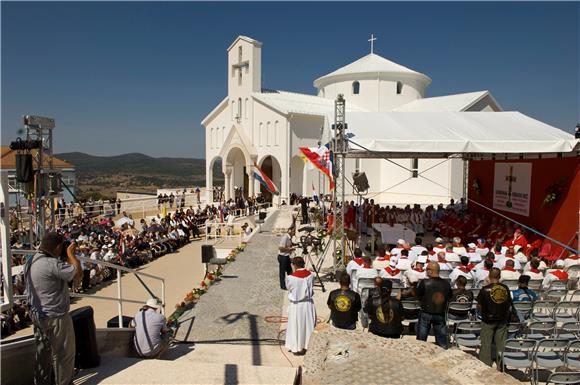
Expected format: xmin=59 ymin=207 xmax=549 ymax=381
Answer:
xmin=146 ymin=298 xmax=161 ymax=309
xmin=435 ymin=237 xmax=443 ymax=243
xmin=397 ymin=239 xmax=405 ymax=245
xmin=467 ymin=243 xmax=476 ymax=249
xmin=554 ymin=260 xmax=565 ymax=268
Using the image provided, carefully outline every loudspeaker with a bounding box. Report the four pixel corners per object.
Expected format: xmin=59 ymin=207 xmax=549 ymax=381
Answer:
xmin=70 ymin=306 xmax=100 ymax=369
xmin=352 ymin=171 xmax=370 ymax=192
xmin=202 ymin=244 xmax=216 ymax=264
xmin=259 ymin=212 xmax=267 ymax=220
xmin=15 ymin=153 xmax=33 ymax=183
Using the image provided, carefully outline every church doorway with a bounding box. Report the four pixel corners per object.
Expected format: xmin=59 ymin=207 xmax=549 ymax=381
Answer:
xmin=259 ymin=155 xmax=281 ymax=203
xmin=226 ymin=147 xmax=249 ymax=200
xmin=208 ymin=156 xmax=224 ymax=202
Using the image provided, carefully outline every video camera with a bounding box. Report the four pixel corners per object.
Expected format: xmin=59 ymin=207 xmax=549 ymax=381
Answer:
xmin=295 ymin=226 xmax=322 ymax=254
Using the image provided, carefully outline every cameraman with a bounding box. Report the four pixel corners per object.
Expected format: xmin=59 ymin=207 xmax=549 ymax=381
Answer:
xmin=25 ymin=232 xmax=82 ymax=385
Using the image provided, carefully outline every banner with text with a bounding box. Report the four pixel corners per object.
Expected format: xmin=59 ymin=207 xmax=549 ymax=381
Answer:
xmin=493 ymin=163 xmax=532 ymax=216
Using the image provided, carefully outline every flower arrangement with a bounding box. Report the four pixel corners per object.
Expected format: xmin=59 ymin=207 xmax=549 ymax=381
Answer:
xmin=169 ymin=241 xmax=246 ymax=321
xmin=542 ymin=177 xmax=569 ymax=207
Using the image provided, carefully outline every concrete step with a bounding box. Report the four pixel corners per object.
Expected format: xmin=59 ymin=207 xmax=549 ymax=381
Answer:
xmin=75 ymin=356 xmax=298 ymax=384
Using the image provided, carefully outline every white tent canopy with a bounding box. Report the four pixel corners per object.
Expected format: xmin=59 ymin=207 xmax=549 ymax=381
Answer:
xmin=325 ymin=111 xmax=579 ymax=158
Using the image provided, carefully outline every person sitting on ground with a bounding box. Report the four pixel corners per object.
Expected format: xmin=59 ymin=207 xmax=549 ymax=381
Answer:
xmin=511 ymin=275 xmax=538 ymax=303
xmin=541 ymin=259 xmax=568 ymax=289
xmin=327 ymin=272 xmax=362 ymax=330
xmin=500 ymin=259 xmax=521 ymax=282
xmin=363 ymin=278 xmax=404 ymax=339
xmin=131 ymin=298 xmax=171 ymax=359
xmin=449 ymin=256 xmax=474 ymax=286
xmin=448 ymin=275 xmax=474 ymax=319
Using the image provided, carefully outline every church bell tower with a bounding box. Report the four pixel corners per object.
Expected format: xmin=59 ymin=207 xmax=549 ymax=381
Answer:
xmin=227 ymin=36 xmax=262 ymax=121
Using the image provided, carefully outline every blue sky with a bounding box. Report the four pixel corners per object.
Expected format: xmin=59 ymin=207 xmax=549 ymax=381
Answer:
xmin=2 ymin=1 xmax=578 ymax=158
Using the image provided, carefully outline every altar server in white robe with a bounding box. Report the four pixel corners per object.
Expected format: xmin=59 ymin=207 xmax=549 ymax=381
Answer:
xmin=285 ymin=257 xmax=316 ymax=354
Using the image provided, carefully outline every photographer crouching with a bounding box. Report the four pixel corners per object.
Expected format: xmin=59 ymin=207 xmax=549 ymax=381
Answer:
xmin=25 ymin=232 xmax=82 ymax=385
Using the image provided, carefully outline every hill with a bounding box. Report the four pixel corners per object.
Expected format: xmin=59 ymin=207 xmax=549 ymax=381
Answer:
xmin=56 ymin=152 xmax=221 ymax=199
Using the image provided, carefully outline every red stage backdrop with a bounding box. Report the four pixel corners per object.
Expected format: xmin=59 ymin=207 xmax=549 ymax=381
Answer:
xmin=468 ymin=157 xmax=579 ymax=253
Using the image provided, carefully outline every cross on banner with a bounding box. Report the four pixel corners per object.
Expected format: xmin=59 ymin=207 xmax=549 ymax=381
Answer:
xmin=505 ymin=166 xmax=517 ymax=208
xmin=368 ymin=33 xmax=377 ymax=54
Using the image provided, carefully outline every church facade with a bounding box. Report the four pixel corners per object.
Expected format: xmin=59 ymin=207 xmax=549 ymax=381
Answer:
xmin=202 ymin=35 xmax=502 ymax=205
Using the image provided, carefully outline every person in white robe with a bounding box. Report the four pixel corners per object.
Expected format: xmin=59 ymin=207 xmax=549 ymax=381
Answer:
xmin=285 ymin=257 xmax=316 ymax=355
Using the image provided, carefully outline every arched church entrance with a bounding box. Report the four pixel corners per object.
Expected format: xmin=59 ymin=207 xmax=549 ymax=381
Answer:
xmin=290 ymin=155 xmax=304 ymax=196
xmin=225 ymin=147 xmax=249 ymax=200
xmin=259 ymin=155 xmax=282 ymax=203
xmin=208 ymin=156 xmax=224 ymax=202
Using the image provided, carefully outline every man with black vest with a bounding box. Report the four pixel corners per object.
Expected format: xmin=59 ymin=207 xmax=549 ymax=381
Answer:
xmin=327 ymin=273 xmax=362 ymax=330
xmin=416 ymin=262 xmax=452 ymax=349
xmin=477 ymin=267 xmax=513 ymax=367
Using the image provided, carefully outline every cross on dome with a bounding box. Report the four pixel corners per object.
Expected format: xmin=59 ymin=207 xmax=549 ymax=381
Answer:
xmin=368 ymin=33 xmax=377 ymax=54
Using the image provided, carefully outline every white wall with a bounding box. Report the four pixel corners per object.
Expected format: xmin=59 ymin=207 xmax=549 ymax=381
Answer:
xmin=317 ymin=73 xmax=427 ymax=111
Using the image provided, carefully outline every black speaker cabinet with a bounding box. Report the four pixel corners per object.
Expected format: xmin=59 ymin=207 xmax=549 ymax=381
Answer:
xmin=202 ymin=244 xmax=215 ymax=263
xmin=15 ymin=153 xmax=34 ymax=183
xmin=259 ymin=212 xmax=267 ymax=220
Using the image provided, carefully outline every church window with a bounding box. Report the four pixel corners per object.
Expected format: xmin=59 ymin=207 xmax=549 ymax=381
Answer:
xmin=352 ymin=81 xmax=360 ymax=95
xmin=238 ymin=97 xmax=242 ymax=119
xmin=231 ymin=100 xmax=235 ymax=120
xmin=397 ymin=81 xmax=403 ymax=95
xmin=259 ymin=123 xmax=263 ymax=146
xmin=210 ymin=127 xmax=214 ymax=149
xmin=266 ymin=122 xmax=271 ymax=146
xmin=274 ymin=121 xmax=279 ymax=146
xmin=411 ymin=158 xmax=419 ymax=178
xmin=222 ymin=127 xmax=226 ymax=147
xmin=245 ymin=98 xmax=249 ymax=119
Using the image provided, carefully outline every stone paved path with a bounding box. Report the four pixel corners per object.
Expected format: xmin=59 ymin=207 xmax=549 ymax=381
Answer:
xmin=175 ymin=209 xmax=286 ymax=345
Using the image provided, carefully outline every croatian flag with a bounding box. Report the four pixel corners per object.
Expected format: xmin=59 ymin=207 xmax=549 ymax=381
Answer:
xmin=299 ymin=147 xmax=335 ymax=190
xmin=253 ymin=161 xmax=279 ymax=195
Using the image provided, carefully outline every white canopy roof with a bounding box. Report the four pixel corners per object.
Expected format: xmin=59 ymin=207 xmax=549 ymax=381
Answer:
xmin=326 ymin=111 xmax=578 ymax=158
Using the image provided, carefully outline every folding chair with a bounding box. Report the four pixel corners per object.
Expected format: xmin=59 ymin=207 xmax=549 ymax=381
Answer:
xmin=359 ymin=287 xmax=372 ymax=329
xmin=513 ymin=301 xmax=534 ymax=321
xmin=390 ymin=278 xmax=403 ymax=297
xmin=439 ymin=270 xmax=451 ymax=279
xmin=531 ymin=300 xmax=557 ymax=322
xmin=526 ymin=321 xmax=557 ymax=341
xmin=401 ymin=300 xmax=420 ymax=328
xmin=543 ymin=289 xmax=569 ymax=302
xmin=500 ymin=338 xmax=536 ymax=378
xmin=533 ymin=338 xmax=569 ymax=385
xmin=453 ymin=320 xmax=481 ymax=352
xmin=502 ymin=279 xmax=520 ymax=291
xmin=548 ymin=280 xmax=569 ymax=290
xmin=528 ymin=279 xmax=543 ymax=292
xmin=553 ymin=302 xmax=580 ymax=324
xmin=556 ymin=322 xmax=580 ymax=342
xmin=567 ymin=289 xmax=580 ymax=302
xmin=564 ymin=339 xmax=580 ymax=370
xmin=545 ymin=372 xmax=580 ymax=385
xmin=446 ymin=301 xmax=473 ymax=329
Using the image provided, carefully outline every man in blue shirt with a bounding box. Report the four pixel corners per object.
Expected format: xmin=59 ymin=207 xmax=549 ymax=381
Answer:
xmin=511 ymin=275 xmax=538 ymax=302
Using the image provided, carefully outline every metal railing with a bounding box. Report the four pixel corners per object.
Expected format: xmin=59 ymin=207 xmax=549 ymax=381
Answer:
xmin=8 ymin=249 xmax=165 ymax=328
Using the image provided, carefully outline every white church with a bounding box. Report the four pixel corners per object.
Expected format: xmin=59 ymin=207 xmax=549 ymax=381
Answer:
xmin=202 ymin=35 xmax=502 ymax=205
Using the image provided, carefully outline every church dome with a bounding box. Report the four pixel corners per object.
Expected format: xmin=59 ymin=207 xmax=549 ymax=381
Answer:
xmin=313 ymin=53 xmax=431 ymax=89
